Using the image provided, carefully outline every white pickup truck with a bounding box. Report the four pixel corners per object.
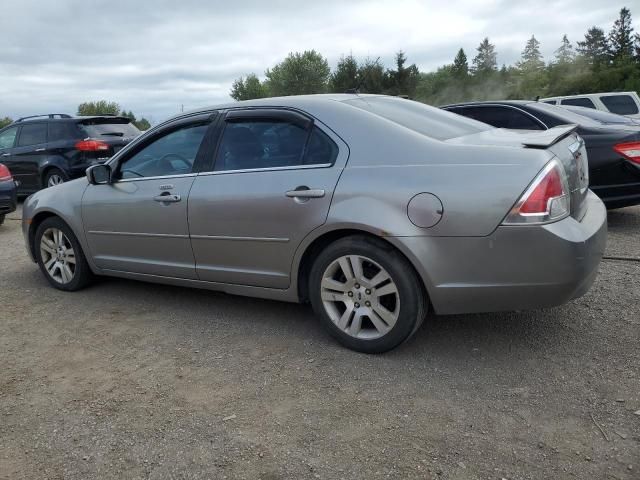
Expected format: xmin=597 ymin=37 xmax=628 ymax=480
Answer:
xmin=540 ymin=91 xmax=640 ymax=119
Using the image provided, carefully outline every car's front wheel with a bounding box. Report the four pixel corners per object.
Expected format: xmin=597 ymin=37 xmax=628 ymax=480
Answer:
xmin=0 ymin=214 xmax=4 ymax=226
xmin=309 ymin=235 xmax=427 ymax=353
xmin=35 ymin=217 xmax=93 ymax=291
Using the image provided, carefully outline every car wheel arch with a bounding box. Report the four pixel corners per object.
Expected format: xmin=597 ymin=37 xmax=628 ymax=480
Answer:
xmin=295 ymin=228 xmax=432 ymax=311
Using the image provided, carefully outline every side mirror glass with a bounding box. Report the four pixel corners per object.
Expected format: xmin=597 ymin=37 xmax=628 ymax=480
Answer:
xmin=86 ymin=164 xmax=112 ymax=185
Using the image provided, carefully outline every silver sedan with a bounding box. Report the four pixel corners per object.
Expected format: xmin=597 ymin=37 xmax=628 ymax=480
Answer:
xmin=22 ymin=95 xmax=607 ymax=353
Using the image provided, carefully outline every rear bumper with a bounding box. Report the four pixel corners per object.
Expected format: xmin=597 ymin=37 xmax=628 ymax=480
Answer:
xmin=0 ymin=180 xmax=17 ymax=216
xmin=397 ymin=190 xmax=608 ymax=315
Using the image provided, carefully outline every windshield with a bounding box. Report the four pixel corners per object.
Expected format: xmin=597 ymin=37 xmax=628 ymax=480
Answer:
xmin=562 ymin=105 xmax=637 ymax=125
xmin=79 ymin=119 xmax=141 ymax=138
xmin=344 ymin=96 xmax=491 ymax=140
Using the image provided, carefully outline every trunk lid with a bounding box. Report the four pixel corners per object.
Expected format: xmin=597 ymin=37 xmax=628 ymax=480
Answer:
xmin=447 ymin=125 xmax=589 ymax=220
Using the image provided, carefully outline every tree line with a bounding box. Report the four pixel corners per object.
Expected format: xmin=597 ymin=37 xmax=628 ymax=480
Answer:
xmin=0 ymin=101 xmax=151 ymax=131
xmin=76 ymin=101 xmax=151 ymax=130
xmin=230 ymin=7 xmax=640 ymax=105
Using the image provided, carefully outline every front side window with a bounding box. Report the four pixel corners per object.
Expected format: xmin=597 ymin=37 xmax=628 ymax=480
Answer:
xmin=17 ymin=123 xmax=47 ymax=147
xmin=600 ymin=95 xmax=639 ymax=115
xmin=214 ymin=120 xmax=336 ymax=171
xmin=118 ymin=123 xmax=208 ymax=179
xmin=561 ymin=97 xmax=596 ymax=109
xmin=0 ymin=126 xmax=18 ymax=149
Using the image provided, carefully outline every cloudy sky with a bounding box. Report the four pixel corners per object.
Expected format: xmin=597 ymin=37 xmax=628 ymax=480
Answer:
xmin=0 ymin=0 xmax=636 ymax=122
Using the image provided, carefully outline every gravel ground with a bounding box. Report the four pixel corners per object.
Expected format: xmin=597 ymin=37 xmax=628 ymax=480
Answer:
xmin=1 ymin=204 xmax=639 ymax=480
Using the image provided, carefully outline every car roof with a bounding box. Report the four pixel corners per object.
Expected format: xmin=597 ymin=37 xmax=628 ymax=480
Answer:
xmin=176 ymin=93 xmax=383 ymax=119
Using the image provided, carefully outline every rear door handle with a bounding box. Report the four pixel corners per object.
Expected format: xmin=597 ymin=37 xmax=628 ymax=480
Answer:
xmin=285 ymin=188 xmax=325 ymax=199
xmin=153 ymin=194 xmax=181 ymax=203
xmin=1 ymin=153 xmax=9 ymax=157
xmin=35 ymin=148 xmax=46 ymax=152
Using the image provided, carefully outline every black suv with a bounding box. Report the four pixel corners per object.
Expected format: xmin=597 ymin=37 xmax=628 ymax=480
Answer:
xmin=0 ymin=114 xmax=141 ymax=194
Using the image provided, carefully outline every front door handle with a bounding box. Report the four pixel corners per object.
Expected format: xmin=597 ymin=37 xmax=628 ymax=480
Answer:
xmin=35 ymin=148 xmax=46 ymax=152
xmin=285 ymin=188 xmax=325 ymax=199
xmin=1 ymin=153 xmax=9 ymax=157
xmin=153 ymin=193 xmax=181 ymax=203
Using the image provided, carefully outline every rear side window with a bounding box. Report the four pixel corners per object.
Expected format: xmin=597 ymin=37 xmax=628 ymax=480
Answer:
xmin=600 ymin=95 xmax=639 ymax=115
xmin=214 ymin=120 xmax=336 ymax=171
xmin=17 ymin=123 xmax=47 ymax=146
xmin=0 ymin=126 xmax=18 ymax=149
xmin=346 ymin=97 xmax=490 ymax=140
xmin=79 ymin=120 xmax=141 ymax=138
xmin=560 ymin=98 xmax=596 ymax=109
xmin=542 ymin=100 xmax=556 ymax=105
xmin=48 ymin=122 xmax=78 ymax=141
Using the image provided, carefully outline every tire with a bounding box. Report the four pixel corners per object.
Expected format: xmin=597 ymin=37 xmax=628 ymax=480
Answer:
xmin=0 ymin=214 xmax=4 ymax=225
xmin=34 ymin=216 xmax=93 ymax=291
xmin=309 ymin=235 xmax=427 ymax=353
xmin=44 ymin=168 xmax=67 ymax=188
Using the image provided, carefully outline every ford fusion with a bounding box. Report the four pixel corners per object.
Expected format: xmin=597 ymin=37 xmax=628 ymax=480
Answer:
xmin=22 ymin=95 xmax=607 ymax=353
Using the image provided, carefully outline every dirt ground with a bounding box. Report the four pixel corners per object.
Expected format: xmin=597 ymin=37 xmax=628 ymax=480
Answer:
xmin=1 ymin=204 xmax=638 ymax=480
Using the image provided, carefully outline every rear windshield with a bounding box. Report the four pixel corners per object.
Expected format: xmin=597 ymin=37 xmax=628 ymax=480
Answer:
xmin=528 ymin=102 xmax=602 ymax=127
xmin=79 ymin=118 xmax=141 ymax=138
xmin=600 ymin=95 xmax=639 ymax=115
xmin=563 ymin=105 xmax=636 ymax=125
xmin=344 ymin=96 xmax=491 ymax=140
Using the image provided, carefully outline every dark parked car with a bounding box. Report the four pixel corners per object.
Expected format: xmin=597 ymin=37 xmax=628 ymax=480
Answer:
xmin=560 ymin=105 xmax=640 ymax=126
xmin=442 ymin=101 xmax=640 ymax=209
xmin=0 ymin=163 xmax=17 ymax=225
xmin=0 ymin=114 xmax=140 ymax=195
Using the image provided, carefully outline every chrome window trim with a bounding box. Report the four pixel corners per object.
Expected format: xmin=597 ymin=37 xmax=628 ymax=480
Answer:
xmin=198 ymin=163 xmax=333 ymax=176
xmin=114 ymin=172 xmax=198 ymax=183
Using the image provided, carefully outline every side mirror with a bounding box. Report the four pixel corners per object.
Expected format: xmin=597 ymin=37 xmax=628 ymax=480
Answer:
xmin=86 ymin=164 xmax=112 ymax=185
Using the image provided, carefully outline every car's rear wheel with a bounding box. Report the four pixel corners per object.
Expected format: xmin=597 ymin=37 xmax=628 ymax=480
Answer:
xmin=44 ymin=168 xmax=66 ymax=188
xmin=0 ymin=214 xmax=5 ymax=225
xmin=309 ymin=235 xmax=427 ymax=353
xmin=35 ymin=217 xmax=93 ymax=291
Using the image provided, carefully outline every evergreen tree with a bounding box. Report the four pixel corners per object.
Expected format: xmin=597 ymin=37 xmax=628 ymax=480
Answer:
xmin=0 ymin=117 xmax=12 ymax=129
xmin=608 ymin=7 xmax=635 ymax=63
xmin=472 ymin=38 xmax=498 ymax=75
xmin=555 ymin=34 xmax=575 ymax=64
xmin=385 ymin=51 xmax=419 ymax=97
xmin=518 ymin=35 xmax=545 ymax=71
xmin=577 ymin=27 xmax=610 ymax=66
xmin=452 ymin=48 xmax=469 ymax=78
xmin=356 ymin=57 xmax=387 ymax=94
xmin=329 ymin=54 xmax=359 ymax=92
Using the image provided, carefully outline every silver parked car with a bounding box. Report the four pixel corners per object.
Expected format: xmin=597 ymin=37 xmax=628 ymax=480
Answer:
xmin=22 ymin=95 xmax=607 ymax=353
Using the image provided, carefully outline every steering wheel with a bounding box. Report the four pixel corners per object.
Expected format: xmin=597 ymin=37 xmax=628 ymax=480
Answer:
xmin=157 ymin=153 xmax=191 ymax=173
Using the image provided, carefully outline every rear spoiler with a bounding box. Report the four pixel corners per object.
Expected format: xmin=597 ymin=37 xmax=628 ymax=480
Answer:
xmin=521 ymin=124 xmax=578 ymax=149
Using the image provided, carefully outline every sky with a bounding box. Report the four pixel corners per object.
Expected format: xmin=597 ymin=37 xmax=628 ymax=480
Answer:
xmin=0 ymin=0 xmax=637 ymax=123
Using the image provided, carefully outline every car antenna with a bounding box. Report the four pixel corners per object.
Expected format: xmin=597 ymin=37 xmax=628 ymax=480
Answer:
xmin=535 ymin=95 xmax=540 ymax=102
xmin=345 ymin=56 xmax=381 ymax=94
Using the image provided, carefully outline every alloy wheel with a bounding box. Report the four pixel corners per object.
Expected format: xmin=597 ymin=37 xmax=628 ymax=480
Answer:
xmin=39 ymin=228 xmax=76 ymax=284
xmin=47 ymin=174 xmax=65 ymax=187
xmin=320 ymin=255 xmax=400 ymax=340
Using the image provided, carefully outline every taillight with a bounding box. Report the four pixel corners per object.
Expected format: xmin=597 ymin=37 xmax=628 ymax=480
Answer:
xmin=0 ymin=163 xmax=12 ymax=182
xmin=75 ymin=140 xmax=110 ymax=152
xmin=613 ymin=141 xmax=640 ymax=164
xmin=503 ymin=159 xmax=570 ymax=225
